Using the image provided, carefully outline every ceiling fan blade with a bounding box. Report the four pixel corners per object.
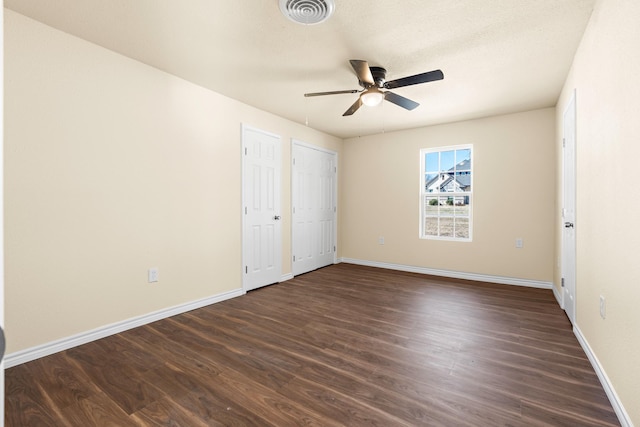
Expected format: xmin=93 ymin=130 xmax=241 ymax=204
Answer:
xmin=384 ymin=69 xmax=444 ymax=89
xmin=350 ymin=60 xmax=375 ymax=85
xmin=304 ymin=89 xmax=359 ymax=97
xmin=343 ymin=97 xmax=363 ymax=116
xmin=384 ymin=91 xmax=420 ymax=110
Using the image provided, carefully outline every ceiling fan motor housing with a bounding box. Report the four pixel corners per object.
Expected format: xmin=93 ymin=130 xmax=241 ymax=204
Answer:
xmin=369 ymin=67 xmax=387 ymax=87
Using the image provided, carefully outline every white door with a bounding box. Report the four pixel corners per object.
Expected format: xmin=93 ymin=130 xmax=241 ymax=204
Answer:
xmin=317 ymin=150 xmax=337 ymax=268
xmin=562 ymin=91 xmax=577 ymax=324
xmin=292 ymin=142 xmax=337 ymax=276
xmin=242 ymin=126 xmax=282 ymax=291
xmin=292 ymin=144 xmax=315 ymax=274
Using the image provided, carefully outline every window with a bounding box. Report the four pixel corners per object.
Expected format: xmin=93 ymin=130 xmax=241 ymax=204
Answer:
xmin=420 ymin=145 xmax=472 ymax=241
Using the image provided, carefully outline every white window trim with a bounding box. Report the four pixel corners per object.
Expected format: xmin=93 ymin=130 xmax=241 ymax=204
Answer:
xmin=419 ymin=144 xmax=473 ymax=242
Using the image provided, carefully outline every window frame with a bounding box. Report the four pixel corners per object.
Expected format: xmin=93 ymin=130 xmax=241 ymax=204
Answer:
xmin=419 ymin=144 xmax=473 ymax=242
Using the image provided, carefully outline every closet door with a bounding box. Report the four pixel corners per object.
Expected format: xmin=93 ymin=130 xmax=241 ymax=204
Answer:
xmin=292 ymin=143 xmax=336 ymax=276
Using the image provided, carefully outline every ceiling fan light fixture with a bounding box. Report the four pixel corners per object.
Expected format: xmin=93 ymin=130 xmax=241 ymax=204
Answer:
xmin=279 ymin=0 xmax=335 ymax=25
xmin=361 ymin=88 xmax=384 ymax=107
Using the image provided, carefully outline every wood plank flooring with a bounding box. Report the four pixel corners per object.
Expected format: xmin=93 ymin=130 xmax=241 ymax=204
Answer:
xmin=5 ymin=264 xmax=620 ymax=426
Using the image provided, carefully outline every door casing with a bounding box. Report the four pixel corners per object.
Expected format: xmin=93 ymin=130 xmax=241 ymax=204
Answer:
xmin=562 ymin=90 xmax=577 ymax=324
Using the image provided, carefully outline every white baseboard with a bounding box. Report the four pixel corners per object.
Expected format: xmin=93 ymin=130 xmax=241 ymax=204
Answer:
xmin=280 ymin=272 xmax=294 ymax=282
xmin=574 ymin=326 xmax=632 ymax=427
xmin=553 ymin=283 xmax=564 ymax=308
xmin=4 ymin=288 xmax=245 ymax=368
xmin=339 ymin=258 xmax=553 ymax=289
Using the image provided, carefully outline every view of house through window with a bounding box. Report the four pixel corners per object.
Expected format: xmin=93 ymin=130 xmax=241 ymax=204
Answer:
xmin=420 ymin=145 xmax=472 ymax=240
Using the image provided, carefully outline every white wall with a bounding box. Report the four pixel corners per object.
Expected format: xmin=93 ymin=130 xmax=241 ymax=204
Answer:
xmin=4 ymin=10 xmax=341 ymax=355
xmin=555 ymin=0 xmax=640 ymax=424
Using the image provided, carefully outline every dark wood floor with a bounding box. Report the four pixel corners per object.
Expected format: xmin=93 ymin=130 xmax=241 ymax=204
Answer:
xmin=6 ymin=264 xmax=620 ymax=426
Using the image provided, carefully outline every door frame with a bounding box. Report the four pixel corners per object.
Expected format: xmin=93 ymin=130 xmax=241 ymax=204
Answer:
xmin=291 ymin=139 xmax=338 ymax=276
xmin=1 ymin=5 xmax=5 ymax=423
xmin=241 ymin=124 xmax=283 ymax=292
xmin=561 ymin=90 xmax=577 ymax=324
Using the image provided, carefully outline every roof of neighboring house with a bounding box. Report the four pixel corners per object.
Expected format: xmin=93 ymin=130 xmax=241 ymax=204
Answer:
xmin=456 ymin=174 xmax=471 ymax=188
xmin=449 ymin=159 xmax=471 ymax=171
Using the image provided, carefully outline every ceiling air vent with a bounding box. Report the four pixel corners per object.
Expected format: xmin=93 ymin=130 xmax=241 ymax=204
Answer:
xmin=279 ymin=0 xmax=335 ymax=25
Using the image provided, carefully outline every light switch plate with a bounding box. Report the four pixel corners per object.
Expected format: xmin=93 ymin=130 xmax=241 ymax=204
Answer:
xmin=148 ymin=267 xmax=159 ymax=283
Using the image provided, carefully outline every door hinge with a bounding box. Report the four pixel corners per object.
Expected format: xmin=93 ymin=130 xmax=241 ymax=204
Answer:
xmin=334 ymin=246 xmax=336 ymax=252
xmin=244 ymin=147 xmax=248 ymax=155
xmin=562 ymin=138 xmax=566 ymax=148
xmin=293 ymin=255 xmax=296 ymax=262
xmin=561 ymin=278 xmax=565 ymax=287
xmin=245 ymin=266 xmax=248 ymax=274
xmin=334 ymin=206 xmax=336 ymax=213
xmin=245 ymin=206 xmax=247 ymax=214
xmin=293 ymin=158 xmax=296 ymax=165
xmin=293 ymin=207 xmax=296 ymax=214
xmin=334 ymin=166 xmax=337 ymax=173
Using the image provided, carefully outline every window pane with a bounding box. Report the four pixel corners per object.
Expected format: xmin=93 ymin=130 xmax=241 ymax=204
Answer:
xmin=425 ymin=196 xmax=439 ymax=215
xmin=442 ymin=179 xmax=456 ymax=192
xmin=441 ymin=150 xmax=455 ymax=171
xmin=455 ymin=171 xmax=471 ymax=192
xmin=425 ymin=152 xmax=439 ymax=173
xmin=425 ymin=173 xmax=438 ymax=191
xmin=424 ymin=217 xmax=438 ymax=237
xmin=439 ymin=217 xmax=454 ymax=237
xmin=455 ymin=149 xmax=471 ymax=171
xmin=440 ymin=196 xmax=453 ymax=215
xmin=455 ymin=218 xmax=469 ymax=238
xmin=454 ymin=198 xmax=470 ymax=216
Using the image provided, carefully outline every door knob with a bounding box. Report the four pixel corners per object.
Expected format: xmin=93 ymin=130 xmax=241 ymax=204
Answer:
xmin=274 ymin=215 xmax=281 ymax=220
xmin=564 ymin=222 xmax=574 ymax=228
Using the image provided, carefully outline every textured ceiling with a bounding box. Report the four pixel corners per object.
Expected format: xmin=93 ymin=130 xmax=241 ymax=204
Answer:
xmin=5 ymin=0 xmax=596 ymax=138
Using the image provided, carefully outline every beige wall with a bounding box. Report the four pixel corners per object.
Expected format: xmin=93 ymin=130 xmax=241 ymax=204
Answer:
xmin=555 ymin=0 xmax=640 ymax=424
xmin=341 ymin=109 xmax=556 ymax=282
xmin=4 ymin=10 xmax=341 ymax=354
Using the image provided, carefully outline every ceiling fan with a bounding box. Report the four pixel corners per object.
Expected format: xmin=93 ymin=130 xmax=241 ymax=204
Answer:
xmin=304 ymin=60 xmax=444 ymax=116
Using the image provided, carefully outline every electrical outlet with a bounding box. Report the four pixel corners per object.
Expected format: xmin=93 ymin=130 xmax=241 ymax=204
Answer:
xmin=599 ymin=295 xmax=606 ymax=319
xmin=516 ymin=238 xmax=523 ymax=248
xmin=378 ymin=236 xmax=385 ymax=245
xmin=148 ymin=267 xmax=159 ymax=283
